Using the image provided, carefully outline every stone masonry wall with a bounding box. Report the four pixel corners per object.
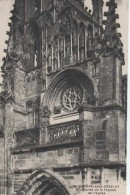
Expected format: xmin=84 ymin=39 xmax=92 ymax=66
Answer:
xmin=0 ymin=137 xmax=5 ymax=195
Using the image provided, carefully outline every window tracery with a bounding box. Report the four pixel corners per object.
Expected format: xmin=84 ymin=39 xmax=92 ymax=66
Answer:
xmin=61 ymin=85 xmax=83 ymax=111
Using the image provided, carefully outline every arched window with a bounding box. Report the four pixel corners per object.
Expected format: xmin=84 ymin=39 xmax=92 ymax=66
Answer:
xmin=34 ymin=40 xmax=38 ymax=67
xmin=87 ymin=25 xmax=93 ymax=57
xmin=72 ymin=20 xmax=78 ymax=64
xmin=59 ymin=36 xmax=64 ymax=67
xmin=35 ymin=100 xmax=40 ymax=127
xmin=35 ymin=0 xmax=41 ymax=12
xmin=65 ymin=35 xmax=71 ymax=57
xmin=27 ymin=102 xmax=34 ymax=129
xmin=27 ymin=23 xmax=41 ymax=70
xmin=47 ymin=44 xmax=52 ymax=67
xmin=53 ymin=36 xmax=58 ymax=69
xmin=79 ymin=23 xmax=85 ymax=61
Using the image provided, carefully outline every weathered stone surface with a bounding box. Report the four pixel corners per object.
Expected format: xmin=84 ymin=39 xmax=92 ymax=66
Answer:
xmin=0 ymin=0 xmax=126 ymax=194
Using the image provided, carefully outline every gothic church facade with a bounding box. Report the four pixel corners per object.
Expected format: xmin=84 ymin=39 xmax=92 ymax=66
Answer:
xmin=0 ymin=0 xmax=126 ymax=194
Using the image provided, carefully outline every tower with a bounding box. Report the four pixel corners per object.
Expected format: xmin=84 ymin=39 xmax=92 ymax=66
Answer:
xmin=0 ymin=0 xmax=126 ymax=194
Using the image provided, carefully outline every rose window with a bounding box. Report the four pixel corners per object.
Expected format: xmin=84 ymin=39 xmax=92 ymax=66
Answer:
xmin=61 ymin=85 xmax=83 ymax=111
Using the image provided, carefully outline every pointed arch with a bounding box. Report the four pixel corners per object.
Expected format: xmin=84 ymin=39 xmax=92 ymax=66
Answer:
xmin=79 ymin=22 xmax=85 ymax=61
xmin=42 ymin=68 xmax=99 ymax=110
xmin=26 ymin=22 xmax=42 ymax=70
xmin=87 ymin=24 xmax=93 ymax=57
xmin=34 ymin=98 xmax=40 ymax=127
xmin=26 ymin=101 xmax=34 ymax=129
xmin=16 ymin=169 xmax=74 ymax=195
xmin=72 ymin=19 xmax=78 ymax=64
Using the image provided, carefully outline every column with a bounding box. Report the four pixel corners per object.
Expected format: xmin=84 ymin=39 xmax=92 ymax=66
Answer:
xmin=70 ymin=33 xmax=73 ymax=65
xmin=101 ymin=167 xmax=105 ymax=185
xmin=117 ymin=168 xmax=121 ymax=184
xmin=57 ymin=37 xmax=60 ymax=69
xmin=64 ymin=36 xmax=65 ymax=57
xmin=85 ymin=28 xmax=88 ymax=59
xmin=77 ymin=33 xmax=80 ymax=61
xmin=45 ymin=28 xmax=48 ymax=87
xmin=51 ymin=45 xmax=54 ymax=70
xmin=86 ymin=168 xmax=91 ymax=185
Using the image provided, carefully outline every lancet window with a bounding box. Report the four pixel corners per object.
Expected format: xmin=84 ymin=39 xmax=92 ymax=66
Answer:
xmin=35 ymin=0 xmax=41 ymax=12
xmin=27 ymin=102 xmax=34 ymax=129
xmin=65 ymin=35 xmax=71 ymax=58
xmin=72 ymin=20 xmax=78 ymax=64
xmin=53 ymin=36 xmax=58 ymax=69
xmin=27 ymin=23 xmax=41 ymax=70
xmin=79 ymin=23 xmax=85 ymax=61
xmin=35 ymin=100 xmax=40 ymax=127
xmin=87 ymin=25 xmax=93 ymax=57
xmin=59 ymin=36 xmax=64 ymax=67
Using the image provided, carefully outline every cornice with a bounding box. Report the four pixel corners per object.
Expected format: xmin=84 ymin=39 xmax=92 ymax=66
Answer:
xmin=78 ymin=103 xmax=126 ymax=114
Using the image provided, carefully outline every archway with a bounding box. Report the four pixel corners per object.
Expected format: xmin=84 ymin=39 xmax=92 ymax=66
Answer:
xmin=43 ymin=68 xmax=98 ymax=108
xmin=16 ymin=169 xmax=74 ymax=195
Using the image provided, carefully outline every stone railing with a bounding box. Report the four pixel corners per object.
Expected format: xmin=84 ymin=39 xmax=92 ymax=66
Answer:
xmin=48 ymin=120 xmax=81 ymax=143
xmin=15 ymin=128 xmax=40 ymax=147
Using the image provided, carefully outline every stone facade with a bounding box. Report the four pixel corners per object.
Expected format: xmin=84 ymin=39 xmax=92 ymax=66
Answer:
xmin=0 ymin=0 xmax=126 ymax=194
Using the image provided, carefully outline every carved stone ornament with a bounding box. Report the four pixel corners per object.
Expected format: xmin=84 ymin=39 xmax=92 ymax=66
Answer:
xmin=41 ymin=119 xmax=50 ymax=132
xmin=8 ymin=52 xmax=19 ymax=61
xmin=0 ymin=91 xmax=14 ymax=103
xmin=41 ymin=106 xmax=51 ymax=118
xmin=61 ymin=85 xmax=83 ymax=111
xmin=15 ymin=129 xmax=40 ymax=146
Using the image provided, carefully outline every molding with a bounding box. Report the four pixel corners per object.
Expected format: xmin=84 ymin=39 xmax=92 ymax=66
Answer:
xmin=13 ymin=162 xmax=126 ymax=175
xmin=13 ymin=108 xmax=27 ymax=115
xmin=11 ymin=139 xmax=83 ymax=155
xmin=78 ymin=103 xmax=126 ymax=114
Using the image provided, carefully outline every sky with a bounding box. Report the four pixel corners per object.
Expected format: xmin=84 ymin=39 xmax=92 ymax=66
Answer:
xmin=0 ymin=0 xmax=128 ymax=81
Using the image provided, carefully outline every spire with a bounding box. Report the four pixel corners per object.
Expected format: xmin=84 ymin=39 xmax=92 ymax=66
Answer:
xmin=102 ymin=0 xmax=125 ymax=64
xmin=103 ymin=0 xmax=121 ymax=42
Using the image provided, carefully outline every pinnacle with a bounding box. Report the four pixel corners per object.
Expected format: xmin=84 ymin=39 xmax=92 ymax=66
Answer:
xmin=103 ymin=0 xmax=121 ymax=41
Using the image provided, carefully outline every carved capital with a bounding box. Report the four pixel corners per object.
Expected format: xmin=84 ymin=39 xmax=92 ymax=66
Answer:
xmin=41 ymin=106 xmax=51 ymax=119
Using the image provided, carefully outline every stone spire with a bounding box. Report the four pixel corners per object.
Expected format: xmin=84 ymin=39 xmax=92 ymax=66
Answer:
xmin=103 ymin=0 xmax=121 ymax=44
xmin=102 ymin=0 xmax=124 ymax=64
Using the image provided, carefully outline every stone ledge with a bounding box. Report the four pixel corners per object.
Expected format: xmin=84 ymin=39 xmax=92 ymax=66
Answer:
xmin=11 ymin=139 xmax=83 ymax=155
xmin=13 ymin=162 xmax=126 ymax=175
xmin=78 ymin=103 xmax=126 ymax=114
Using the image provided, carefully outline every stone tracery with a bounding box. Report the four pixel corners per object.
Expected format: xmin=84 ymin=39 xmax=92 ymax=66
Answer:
xmin=61 ymin=85 xmax=83 ymax=111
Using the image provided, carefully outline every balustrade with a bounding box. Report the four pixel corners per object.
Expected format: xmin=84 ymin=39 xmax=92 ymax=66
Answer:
xmin=48 ymin=120 xmax=81 ymax=143
xmin=15 ymin=128 xmax=40 ymax=147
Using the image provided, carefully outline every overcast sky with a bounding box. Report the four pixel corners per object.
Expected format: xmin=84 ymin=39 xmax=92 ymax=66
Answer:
xmin=0 ymin=0 xmax=128 ymax=82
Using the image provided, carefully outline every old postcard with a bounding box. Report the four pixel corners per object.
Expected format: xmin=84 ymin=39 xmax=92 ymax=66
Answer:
xmin=0 ymin=0 xmax=128 ymax=194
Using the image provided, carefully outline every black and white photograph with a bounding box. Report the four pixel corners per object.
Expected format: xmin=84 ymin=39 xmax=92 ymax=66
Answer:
xmin=0 ymin=0 xmax=128 ymax=194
